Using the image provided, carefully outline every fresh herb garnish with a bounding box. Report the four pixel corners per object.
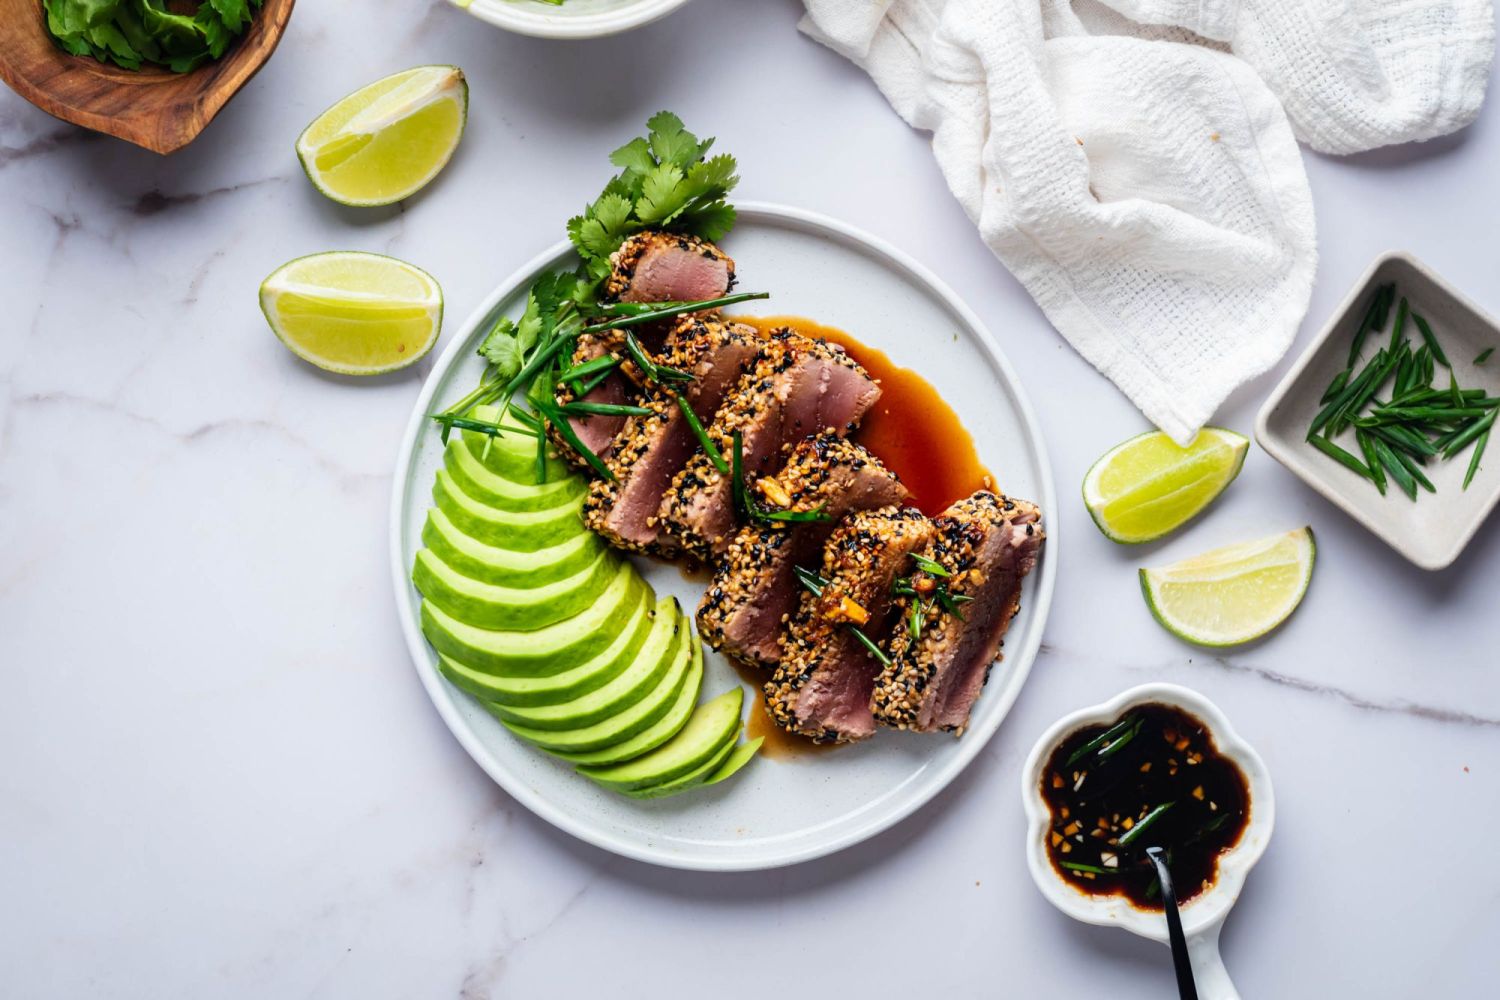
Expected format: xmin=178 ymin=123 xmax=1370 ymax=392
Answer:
xmin=1477 ymin=347 xmax=1495 ymax=365
xmin=43 ymin=0 xmax=263 ymax=73
xmin=1065 ymin=715 xmax=1140 ymax=768
xmin=1117 ymin=802 xmax=1176 ymax=848
xmin=676 ymin=395 xmax=728 ymax=475
xmin=792 ymin=564 xmax=890 ymax=664
xmin=1309 ymin=284 xmax=1497 ymax=494
xmin=730 ymin=431 xmax=833 ymax=525
xmin=430 ymin=114 xmax=754 ymax=473
xmin=567 ymin=111 xmax=740 ymax=286
xmin=1059 ymin=861 xmax=1128 ymax=877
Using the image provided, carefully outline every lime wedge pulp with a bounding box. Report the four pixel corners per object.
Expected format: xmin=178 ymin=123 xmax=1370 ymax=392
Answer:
xmin=260 ymin=251 xmax=442 ymax=376
xmin=1084 ymin=428 xmax=1249 ymax=544
xmin=1140 ymin=527 xmax=1315 ymax=647
xmin=297 ymin=65 xmax=468 ymax=207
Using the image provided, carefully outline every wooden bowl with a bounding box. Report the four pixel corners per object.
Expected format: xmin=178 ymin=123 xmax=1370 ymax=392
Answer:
xmin=0 ymin=0 xmax=295 ymax=155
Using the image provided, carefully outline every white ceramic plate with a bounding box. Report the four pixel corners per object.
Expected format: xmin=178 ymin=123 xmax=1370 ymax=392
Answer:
xmin=390 ymin=203 xmax=1058 ymax=871
xmin=451 ymin=0 xmax=693 ymax=39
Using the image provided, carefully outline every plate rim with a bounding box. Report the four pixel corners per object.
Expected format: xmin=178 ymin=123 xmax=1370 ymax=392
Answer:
xmin=388 ymin=201 xmax=1059 ymax=871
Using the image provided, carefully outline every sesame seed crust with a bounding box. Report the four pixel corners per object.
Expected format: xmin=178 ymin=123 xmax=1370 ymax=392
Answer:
xmin=870 ymin=491 xmax=1045 ymax=735
xmin=765 ymin=505 xmax=934 ymax=742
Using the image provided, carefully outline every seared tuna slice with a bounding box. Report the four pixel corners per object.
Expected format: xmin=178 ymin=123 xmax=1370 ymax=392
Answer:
xmin=583 ymin=319 xmax=762 ymax=554
xmin=697 ymin=435 xmax=906 ymax=667
xmin=872 ymin=492 xmax=1044 ymax=735
xmin=660 ymin=330 xmax=882 ymax=558
xmin=552 ymin=331 xmax=633 ymax=469
xmin=766 ymin=507 xmax=936 ymax=742
xmin=603 ymin=231 xmax=735 ymax=304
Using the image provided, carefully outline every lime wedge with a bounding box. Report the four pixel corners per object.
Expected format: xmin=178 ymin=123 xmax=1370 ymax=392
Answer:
xmin=1140 ymin=527 xmax=1315 ymax=647
xmin=1084 ymin=428 xmax=1248 ymax=543
xmin=260 ymin=251 xmax=442 ymax=375
xmin=296 ymin=65 xmax=468 ymax=207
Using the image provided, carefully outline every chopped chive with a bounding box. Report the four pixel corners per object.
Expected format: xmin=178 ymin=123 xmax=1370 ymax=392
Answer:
xmin=1389 ymin=297 xmax=1409 ymax=353
xmin=911 ymin=554 xmax=952 ymax=577
xmin=533 ymin=397 xmax=613 ymax=481
xmin=1412 ymin=313 xmax=1449 ymax=367
xmin=1059 ymin=861 xmax=1127 ymax=876
xmin=560 ymin=353 xmax=619 ymax=384
xmin=1065 ymin=715 xmax=1139 ymax=768
xmin=1464 ymin=429 xmax=1490 ymax=490
xmin=1321 ymin=368 xmax=1351 ymax=404
xmin=1118 ymin=802 xmax=1176 ymax=848
xmin=1393 ymin=448 xmax=1436 ymax=493
xmin=578 ymin=370 xmax=614 ymax=396
xmin=908 ymin=598 xmax=924 ymax=640
xmin=676 ymin=395 xmax=728 ymax=475
xmin=1309 ymin=434 xmax=1374 ymax=480
xmin=533 ymin=422 xmax=547 ymax=482
xmin=557 ymin=401 xmax=653 ymax=417
xmin=430 ymin=413 xmax=540 ymax=440
xmin=759 ymin=503 xmax=834 ymax=524
xmin=1355 ymin=430 xmax=1387 ymax=495
xmin=1477 ymin=347 xmax=1495 ymax=365
xmin=1097 ymin=718 xmax=1144 ymax=761
xmin=1444 ymin=408 xmax=1499 ymax=460
xmin=581 ymin=291 xmax=771 ymax=333
xmin=847 ymin=625 xmax=892 ymax=666
xmin=793 ymin=564 xmax=828 ymax=597
xmin=1373 ymin=439 xmax=1418 ymax=500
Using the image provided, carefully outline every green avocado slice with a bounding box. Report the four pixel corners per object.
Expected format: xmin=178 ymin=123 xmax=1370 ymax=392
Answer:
xmin=420 ymin=566 xmax=647 ymax=675
xmin=576 ymin=688 xmax=745 ymax=791
xmin=444 ymin=437 xmax=585 ymax=512
xmin=422 ymin=509 xmax=603 ymax=588
xmin=488 ymin=597 xmax=683 ymax=730
xmin=413 ymin=547 xmax=618 ymax=631
xmin=435 ymin=585 xmax=653 ymax=706
xmin=701 ymin=737 xmax=764 ymax=787
xmin=461 ymin=406 xmax=573 ymax=485
xmin=434 ymin=470 xmax=586 ymax=552
xmin=625 ymin=728 xmax=742 ymax=800
xmin=553 ymin=641 xmax=704 ymax=766
xmin=501 ymin=617 xmax=695 ymax=753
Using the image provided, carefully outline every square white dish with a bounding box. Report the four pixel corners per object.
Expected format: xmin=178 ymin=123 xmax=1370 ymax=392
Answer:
xmin=1256 ymin=251 xmax=1500 ymax=570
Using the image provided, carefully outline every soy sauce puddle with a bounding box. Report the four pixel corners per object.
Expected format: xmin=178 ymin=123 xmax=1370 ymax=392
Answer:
xmin=1040 ymin=703 xmax=1251 ymax=909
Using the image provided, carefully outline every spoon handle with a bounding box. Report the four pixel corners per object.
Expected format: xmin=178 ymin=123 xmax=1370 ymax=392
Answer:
xmin=1187 ymin=926 xmax=1240 ymax=1000
xmin=1146 ymin=847 xmax=1199 ymax=1000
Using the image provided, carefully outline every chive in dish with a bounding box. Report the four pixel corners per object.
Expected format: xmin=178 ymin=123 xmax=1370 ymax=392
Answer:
xmin=1039 ymin=702 xmax=1250 ymax=909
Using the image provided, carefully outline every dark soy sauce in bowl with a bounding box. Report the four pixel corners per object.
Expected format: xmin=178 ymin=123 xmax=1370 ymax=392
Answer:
xmin=1039 ymin=702 xmax=1251 ymax=909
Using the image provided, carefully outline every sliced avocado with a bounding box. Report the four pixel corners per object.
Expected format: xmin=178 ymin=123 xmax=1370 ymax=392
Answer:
xmin=422 ymin=509 xmax=603 ymax=588
xmin=553 ymin=641 xmax=704 ymax=766
xmin=436 ymin=585 xmax=653 ymax=706
xmin=577 ymin=688 xmax=745 ymax=791
xmin=444 ymin=437 xmax=585 ymax=512
xmin=488 ymin=598 xmax=682 ymax=730
xmin=462 ymin=406 xmax=573 ymax=485
xmin=701 ymin=737 xmax=763 ymax=787
xmin=413 ymin=547 xmax=618 ymax=631
xmin=501 ymin=617 xmax=695 ymax=753
xmin=624 ymin=726 xmax=742 ymax=799
xmin=434 ymin=470 xmax=586 ymax=552
xmin=420 ymin=566 xmax=646 ymax=675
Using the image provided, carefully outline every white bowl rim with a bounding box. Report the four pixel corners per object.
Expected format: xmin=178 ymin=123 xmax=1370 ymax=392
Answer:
xmin=1020 ymin=683 xmax=1275 ymax=943
xmin=453 ymin=0 xmax=694 ymax=39
xmin=389 ymin=200 xmax=1059 ymax=871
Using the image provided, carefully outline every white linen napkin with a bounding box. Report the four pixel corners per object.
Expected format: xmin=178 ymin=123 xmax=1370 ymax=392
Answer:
xmin=801 ymin=0 xmax=1494 ymax=443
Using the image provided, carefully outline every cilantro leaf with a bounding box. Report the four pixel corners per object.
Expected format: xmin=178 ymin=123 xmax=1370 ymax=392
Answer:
xmin=634 ymin=163 xmax=688 ymax=225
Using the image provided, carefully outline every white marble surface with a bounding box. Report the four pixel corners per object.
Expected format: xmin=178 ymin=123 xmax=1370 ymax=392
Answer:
xmin=2 ymin=1 xmax=1497 ymax=995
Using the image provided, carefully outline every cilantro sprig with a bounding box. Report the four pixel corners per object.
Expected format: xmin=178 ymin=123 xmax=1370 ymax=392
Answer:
xmin=567 ymin=111 xmax=740 ymax=284
xmin=432 ymin=113 xmax=754 ymax=481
